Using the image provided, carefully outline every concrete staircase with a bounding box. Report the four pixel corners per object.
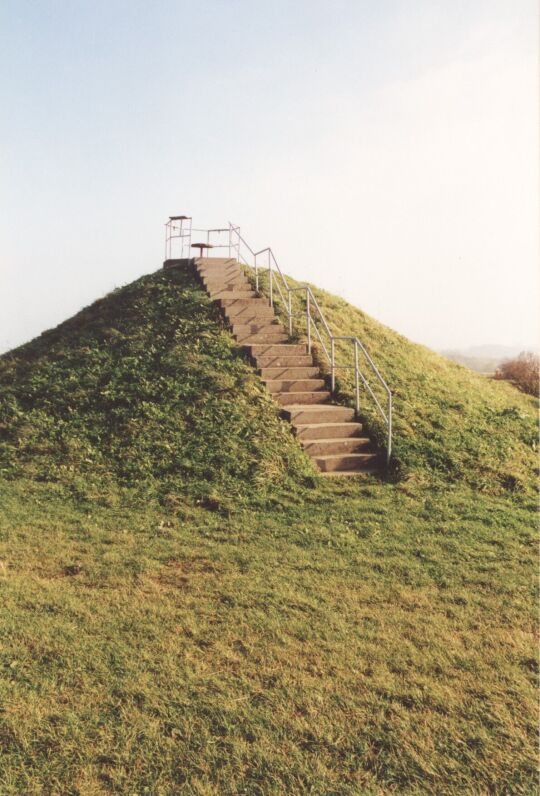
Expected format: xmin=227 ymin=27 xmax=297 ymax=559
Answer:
xmin=196 ymin=257 xmax=382 ymax=477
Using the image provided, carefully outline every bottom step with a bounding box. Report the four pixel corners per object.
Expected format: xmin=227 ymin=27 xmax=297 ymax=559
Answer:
xmin=319 ymin=469 xmax=379 ymax=478
xmin=314 ymin=452 xmax=380 ymax=473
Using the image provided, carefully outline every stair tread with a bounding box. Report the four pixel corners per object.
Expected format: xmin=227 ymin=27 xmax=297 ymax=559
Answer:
xmin=225 ymin=312 xmax=276 ymax=320
xmin=315 ymin=452 xmax=380 ymax=474
xmin=246 ymin=347 xmax=308 ymax=355
xmin=196 ymin=257 xmax=237 ymax=264
xmin=284 ymin=406 xmax=355 ymax=424
xmin=201 ymin=273 xmax=242 ymax=280
xmin=220 ymin=299 xmax=270 ymax=306
xmin=319 ymin=469 xmax=379 ymax=478
xmin=277 ymin=394 xmax=330 ymax=407
xmin=294 ymin=421 xmax=363 ymax=440
xmin=234 ymin=324 xmax=282 ymax=331
xmin=208 ymin=283 xmax=251 ymax=288
xmin=275 ymin=391 xmax=330 ymax=397
xmin=262 ymin=369 xmax=319 ymax=375
xmin=315 ymin=452 xmax=379 ymax=461
xmin=214 ymin=292 xmax=255 ymax=297
xmin=208 ymin=284 xmax=251 ymax=290
xmin=198 ymin=265 xmax=239 ymax=271
xmin=260 ymin=371 xmax=318 ymax=378
xmin=258 ymin=363 xmax=315 ymax=369
xmin=203 ymin=275 xmax=246 ymax=281
xmin=295 ymin=421 xmax=362 ymax=429
xmin=285 ymin=403 xmax=350 ymax=411
xmin=302 ymin=436 xmax=371 ymax=444
xmin=233 ymin=332 xmax=287 ymax=343
xmin=264 ymin=379 xmax=325 ymax=386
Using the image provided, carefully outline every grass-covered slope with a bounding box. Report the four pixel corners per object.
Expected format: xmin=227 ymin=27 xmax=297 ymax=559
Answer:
xmin=256 ymin=268 xmax=537 ymax=495
xmin=0 ymin=263 xmax=537 ymax=794
xmin=2 ymin=263 xmax=536 ymax=499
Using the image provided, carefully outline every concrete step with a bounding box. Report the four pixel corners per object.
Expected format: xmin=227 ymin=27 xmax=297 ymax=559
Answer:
xmin=198 ymin=267 xmax=241 ymax=278
xmin=206 ymin=280 xmax=247 ymax=292
xmin=202 ymin=270 xmax=245 ymax=279
xmin=211 ymin=291 xmax=256 ymax=301
xmin=198 ymin=260 xmax=240 ymax=268
xmin=197 ymin=259 xmax=239 ymax=268
xmin=208 ymin=286 xmax=251 ymax=296
xmin=294 ymin=422 xmax=363 ymax=440
xmin=211 ymin=290 xmax=258 ymax=300
xmin=204 ymin=277 xmax=249 ymax=288
xmin=319 ymin=468 xmax=379 ymax=478
xmin=223 ymin=308 xmax=276 ymax=323
xmin=314 ymin=452 xmax=380 ymax=473
xmin=236 ymin=332 xmax=289 ymax=344
xmin=283 ymin=405 xmax=355 ymax=425
xmin=257 ymin=358 xmax=315 ymax=371
xmin=207 ymin=284 xmax=251 ymax=295
xmin=229 ymin=318 xmax=278 ymax=330
xmin=245 ymin=344 xmax=308 ymax=357
xmin=302 ymin=437 xmax=373 ymax=456
xmin=275 ymin=391 xmax=330 ymax=406
xmin=199 ymin=263 xmax=241 ymax=272
xmin=232 ymin=323 xmax=282 ymax=335
xmin=264 ymin=379 xmax=326 ymax=393
xmin=220 ymin=298 xmax=270 ymax=308
xmin=200 ymin=270 xmax=243 ymax=283
xmin=196 ymin=257 xmax=237 ymax=265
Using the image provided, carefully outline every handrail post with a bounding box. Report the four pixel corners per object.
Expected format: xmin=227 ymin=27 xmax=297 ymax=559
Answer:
xmin=354 ymin=340 xmax=360 ymax=413
xmin=331 ymin=338 xmax=335 ymax=392
xmin=269 ymin=267 xmax=273 ymax=307
xmin=288 ymin=291 xmax=292 ymax=336
xmin=387 ymin=393 xmax=393 ymax=467
xmin=306 ymin=289 xmax=311 ymax=353
xmin=255 ymin=252 xmax=259 ymax=292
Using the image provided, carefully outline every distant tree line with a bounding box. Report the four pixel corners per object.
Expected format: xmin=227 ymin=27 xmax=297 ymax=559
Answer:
xmin=495 ymin=352 xmax=539 ymax=396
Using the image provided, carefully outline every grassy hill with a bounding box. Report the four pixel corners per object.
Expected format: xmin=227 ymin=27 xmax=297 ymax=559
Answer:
xmin=255 ymin=268 xmax=537 ymax=494
xmin=0 ymin=264 xmax=537 ymax=794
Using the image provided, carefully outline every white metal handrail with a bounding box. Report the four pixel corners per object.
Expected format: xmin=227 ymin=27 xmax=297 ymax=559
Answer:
xmin=227 ymin=222 xmax=393 ymax=465
xmin=164 ymin=218 xmax=393 ymax=464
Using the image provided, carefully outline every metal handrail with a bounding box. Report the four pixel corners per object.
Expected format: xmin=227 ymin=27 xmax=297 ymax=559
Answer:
xmin=227 ymin=222 xmax=393 ymax=465
xmin=166 ymin=219 xmax=393 ymax=465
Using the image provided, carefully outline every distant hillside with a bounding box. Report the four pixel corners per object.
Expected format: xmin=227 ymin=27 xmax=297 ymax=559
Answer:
xmin=441 ymin=344 xmax=538 ymax=375
xmin=458 ymin=344 xmax=534 ymax=359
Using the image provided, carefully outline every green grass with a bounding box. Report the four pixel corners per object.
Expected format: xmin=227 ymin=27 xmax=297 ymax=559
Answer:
xmin=250 ymin=267 xmax=538 ymax=493
xmin=0 ymin=267 xmax=314 ymax=502
xmin=0 ymin=263 xmax=537 ymax=794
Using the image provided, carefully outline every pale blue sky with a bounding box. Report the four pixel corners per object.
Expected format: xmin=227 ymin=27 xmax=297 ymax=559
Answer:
xmin=1 ymin=0 xmax=538 ymax=353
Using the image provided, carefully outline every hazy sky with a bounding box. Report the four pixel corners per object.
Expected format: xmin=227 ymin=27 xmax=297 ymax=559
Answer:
xmin=1 ymin=0 xmax=538 ymax=353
